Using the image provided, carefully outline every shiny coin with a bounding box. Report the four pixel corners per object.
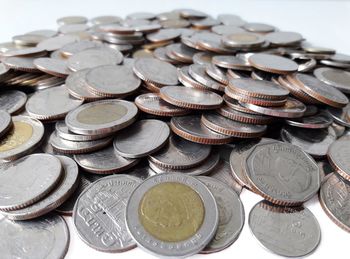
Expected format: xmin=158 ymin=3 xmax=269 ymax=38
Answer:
xmin=65 ymin=99 xmax=138 ymax=135
xmin=74 ymin=145 xmax=138 ymax=174
xmin=58 ymin=24 xmax=89 ymax=34
xmin=314 ymin=67 xmax=350 ymax=94
xmin=126 ymin=173 xmax=219 ymax=258
xmin=0 ymin=213 xmax=69 ymax=259
xmin=166 ymin=43 xmax=198 ymax=63
xmin=0 ymin=116 xmax=44 ymax=161
xmin=177 ymin=65 xmax=209 ymax=90
xmin=248 ymin=53 xmax=298 ymax=74
xmin=2 ymin=56 xmax=39 ymax=72
xmin=245 ymin=141 xmax=320 ymax=205
xmin=57 ymin=16 xmax=87 ymax=25
xmin=211 ymin=25 xmax=245 ymax=35
xmin=25 ymin=86 xmax=83 ymax=120
xmin=222 ymin=33 xmax=265 ymax=48
xmin=33 ymin=57 xmax=70 ymax=77
xmin=212 ymin=55 xmax=251 ymax=70
xmin=0 ymin=110 xmax=12 ymax=138
xmin=113 ymin=119 xmax=170 ymax=158
xmin=55 ymin=121 xmax=111 ymax=141
xmin=73 ymin=174 xmax=141 ymax=252
xmin=205 ymin=63 xmax=229 ymax=85
xmin=327 ymin=136 xmax=350 ymax=181
xmin=188 ymin=64 xmax=226 ymax=91
xmin=217 ymin=14 xmax=245 ymax=26
xmin=326 ymin=104 xmax=350 ymax=128
xmin=37 ymin=35 xmax=79 ymax=51
xmin=193 ymin=52 xmax=214 ymax=65
xmin=12 ymin=34 xmax=47 ymax=46
xmin=285 ymin=110 xmax=333 ymax=129
xmin=2 ymin=46 xmax=46 ymax=57
xmin=146 ymin=29 xmax=181 ymax=43
xmin=249 ymin=200 xmax=321 ymax=257
xmin=265 ymin=31 xmax=303 ymax=46
xmin=0 ymin=153 xmax=62 ymax=211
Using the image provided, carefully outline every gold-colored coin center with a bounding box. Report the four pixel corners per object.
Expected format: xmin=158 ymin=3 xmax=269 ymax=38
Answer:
xmin=139 ymin=182 xmax=205 ymax=242
xmin=0 ymin=121 xmax=33 ymax=152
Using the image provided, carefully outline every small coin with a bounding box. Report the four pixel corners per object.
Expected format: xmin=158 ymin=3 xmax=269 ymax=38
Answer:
xmin=58 ymin=24 xmax=89 ymax=34
xmin=193 ymin=52 xmax=214 ymax=65
xmin=73 ymin=174 xmax=142 ymax=252
xmin=55 ymin=121 xmax=111 ymax=141
xmin=57 ymin=16 xmax=87 ymax=25
xmin=0 ymin=153 xmax=62 ymax=211
xmin=37 ymin=35 xmax=79 ymax=51
xmin=314 ymin=67 xmax=350 ymax=94
xmin=0 ymin=213 xmax=69 ymax=258
xmin=65 ymin=99 xmax=138 ymax=135
xmin=248 ymin=53 xmax=298 ymax=74
xmin=249 ymin=200 xmax=321 ymax=257
xmin=180 ymin=8 xmax=208 ymax=19
xmin=188 ymin=64 xmax=226 ymax=91
xmin=90 ymin=15 xmax=122 ymax=25
xmin=211 ymin=25 xmax=245 ymax=35
xmin=285 ymin=110 xmax=333 ymax=129
xmin=326 ymin=104 xmax=350 ymax=128
xmin=74 ymin=145 xmax=138 ymax=174
xmin=113 ymin=119 xmax=170 ymax=158
xmin=125 ymin=173 xmax=219 ymax=257
xmin=0 ymin=110 xmax=12 ymax=138
xmin=166 ymin=43 xmax=198 ymax=63
xmin=33 ymin=57 xmax=70 ymax=77
xmin=2 ymin=56 xmax=39 ymax=72
xmin=327 ymin=136 xmax=350 ymax=181
xmin=265 ymin=31 xmax=303 ymax=46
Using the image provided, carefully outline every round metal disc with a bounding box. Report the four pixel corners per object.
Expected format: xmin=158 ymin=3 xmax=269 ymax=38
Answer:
xmin=314 ymin=67 xmax=350 ymax=94
xmin=327 ymin=136 xmax=350 ymax=181
xmin=248 ymin=53 xmax=298 ymax=74
xmin=0 ymin=110 xmax=12 ymax=138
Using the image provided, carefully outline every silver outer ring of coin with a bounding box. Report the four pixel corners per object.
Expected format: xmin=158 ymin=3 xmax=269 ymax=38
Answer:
xmin=65 ymin=99 xmax=138 ymax=135
xmin=0 ymin=110 xmax=12 ymax=138
xmin=125 ymin=172 xmax=219 ymax=258
xmin=0 ymin=115 xmax=44 ymax=161
xmin=0 ymin=90 xmax=27 ymax=115
xmin=73 ymin=174 xmax=142 ymax=252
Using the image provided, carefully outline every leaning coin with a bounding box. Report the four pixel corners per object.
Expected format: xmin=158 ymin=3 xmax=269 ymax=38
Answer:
xmin=327 ymin=136 xmax=350 ymax=181
xmin=55 ymin=121 xmax=111 ymax=141
xmin=314 ymin=67 xmax=350 ymax=94
xmin=0 ymin=115 xmax=44 ymax=161
xmin=0 ymin=153 xmax=62 ymax=211
xmin=113 ymin=119 xmax=170 ymax=158
xmin=326 ymin=104 xmax=350 ymax=128
xmin=73 ymin=174 xmax=142 ymax=252
xmin=2 ymin=155 xmax=79 ymax=220
xmin=198 ymin=176 xmax=244 ymax=253
xmin=33 ymin=57 xmax=70 ymax=77
xmin=125 ymin=173 xmax=219 ymax=258
xmin=285 ymin=110 xmax=333 ymax=129
xmin=0 ymin=110 xmax=12 ymax=138
xmin=37 ymin=35 xmax=79 ymax=51
xmin=249 ymin=200 xmax=321 ymax=257
xmin=0 ymin=213 xmax=69 ymax=259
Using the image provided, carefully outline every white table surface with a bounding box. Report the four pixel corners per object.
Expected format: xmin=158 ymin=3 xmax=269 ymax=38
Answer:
xmin=1 ymin=0 xmax=350 ymax=258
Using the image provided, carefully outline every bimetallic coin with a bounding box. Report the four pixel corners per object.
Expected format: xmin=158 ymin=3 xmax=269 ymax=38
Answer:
xmin=0 ymin=153 xmax=62 ymax=211
xmin=248 ymin=53 xmax=298 ymax=74
xmin=314 ymin=67 xmax=350 ymax=94
xmin=113 ymin=120 xmax=170 ymax=158
xmin=0 ymin=110 xmax=12 ymax=138
xmin=125 ymin=173 xmax=219 ymax=258
xmin=249 ymin=200 xmax=321 ymax=257
xmin=73 ymin=174 xmax=142 ymax=252
xmin=327 ymin=136 xmax=350 ymax=181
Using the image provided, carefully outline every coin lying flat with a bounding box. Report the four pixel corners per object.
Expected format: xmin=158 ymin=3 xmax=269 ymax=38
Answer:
xmin=222 ymin=33 xmax=265 ymax=48
xmin=33 ymin=57 xmax=70 ymax=77
xmin=285 ymin=110 xmax=333 ymax=129
xmin=0 ymin=110 xmax=12 ymax=138
xmin=2 ymin=56 xmax=39 ymax=72
xmin=57 ymin=16 xmax=87 ymax=25
xmin=248 ymin=53 xmax=298 ymax=74
xmin=0 ymin=213 xmax=69 ymax=259
xmin=73 ymin=174 xmax=142 ymax=252
xmin=113 ymin=119 xmax=170 ymax=158
xmin=327 ymin=136 xmax=350 ymax=181
xmin=265 ymin=31 xmax=303 ymax=46
xmin=65 ymin=99 xmax=138 ymax=135
xmin=55 ymin=121 xmax=111 ymax=141
xmin=37 ymin=35 xmax=79 ymax=51
xmin=126 ymin=173 xmax=219 ymax=258
xmin=249 ymin=200 xmax=321 ymax=257
xmin=314 ymin=67 xmax=350 ymax=94
xmin=0 ymin=153 xmax=62 ymax=211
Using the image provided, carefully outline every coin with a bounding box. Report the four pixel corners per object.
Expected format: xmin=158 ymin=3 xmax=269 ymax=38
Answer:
xmin=205 ymin=63 xmax=229 ymax=85
xmin=0 ymin=110 xmax=12 ymax=138
xmin=2 ymin=56 xmax=39 ymax=72
xmin=113 ymin=119 xmax=170 ymax=158
xmin=265 ymin=31 xmax=303 ymax=46
xmin=0 ymin=116 xmax=44 ymax=161
xmin=248 ymin=53 xmax=298 ymax=74
xmin=249 ymin=200 xmax=321 ymax=257
xmin=125 ymin=173 xmax=219 ymax=257
xmin=177 ymin=65 xmax=209 ymax=90
xmin=57 ymin=16 xmax=87 ymax=25
xmin=245 ymin=141 xmax=320 ymax=205
xmin=0 ymin=153 xmax=62 ymax=211
xmin=318 ymin=160 xmax=334 ymax=182
xmin=217 ymin=14 xmax=245 ymax=26
xmin=193 ymin=52 xmax=214 ymax=65
xmin=146 ymin=29 xmax=181 ymax=43
xmin=319 ymin=173 xmax=350 ymax=232
xmin=198 ymin=176 xmax=244 ymax=253
xmin=188 ymin=64 xmax=226 ymax=91
xmin=212 ymin=55 xmax=252 ymax=70
xmin=12 ymin=34 xmax=47 ymax=46
xmin=33 ymin=57 xmax=70 ymax=77
xmin=2 ymin=46 xmax=47 ymax=57
xmin=37 ymin=35 xmax=79 ymax=51
xmin=285 ymin=110 xmax=333 ymax=129
xmin=326 ymin=104 xmax=350 ymax=128
xmin=314 ymin=67 xmax=350 ymax=93
xmin=243 ymin=22 xmax=275 ymax=32
xmin=0 ymin=213 xmax=69 ymax=258
xmin=25 ymin=86 xmax=83 ymax=120
xmin=211 ymin=25 xmax=245 ymax=35
xmin=65 ymin=99 xmax=138 ymax=135
xmin=60 ymin=40 xmax=104 ymax=57
xmin=74 ymin=145 xmax=138 ymax=174
xmin=222 ymin=33 xmax=265 ymax=48
xmin=327 ymin=136 xmax=350 ymax=181
xmin=73 ymin=174 xmax=142 ymax=252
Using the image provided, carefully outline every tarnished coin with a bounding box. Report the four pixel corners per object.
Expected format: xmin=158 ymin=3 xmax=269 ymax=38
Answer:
xmin=57 ymin=16 xmax=87 ymax=25
xmin=113 ymin=119 xmax=170 ymax=158
xmin=0 ymin=153 xmax=62 ymax=211
xmin=328 ymin=136 xmax=350 ymax=181
xmin=0 ymin=213 xmax=69 ymax=259
xmin=249 ymin=200 xmax=321 ymax=257
xmin=199 ymin=176 xmax=244 ymax=253
xmin=285 ymin=110 xmax=333 ymax=129
xmin=126 ymin=173 xmax=219 ymax=258
xmin=26 ymin=86 xmax=83 ymax=120
xmin=314 ymin=67 xmax=350 ymax=94
xmin=0 ymin=110 xmax=12 ymax=138
xmin=74 ymin=145 xmax=138 ymax=174
xmin=222 ymin=33 xmax=265 ymax=48
xmin=2 ymin=56 xmax=39 ymax=72
xmin=2 ymin=155 xmax=79 ymax=220
xmin=37 ymin=35 xmax=79 ymax=51
xmin=65 ymin=99 xmax=138 ymax=135
xmin=319 ymin=173 xmax=350 ymax=232
xmin=73 ymin=174 xmax=142 ymax=252
xmin=149 ymin=135 xmax=211 ymax=169
xmin=0 ymin=116 xmax=44 ymax=161
xmin=33 ymin=57 xmax=70 ymax=77
xmin=248 ymin=53 xmax=298 ymax=74
xmin=188 ymin=64 xmax=226 ymax=91
xmin=85 ymin=65 xmax=141 ymax=97
xmin=245 ymin=141 xmax=320 ymax=205
xmin=326 ymin=104 xmax=350 ymax=128
xmin=160 ymin=86 xmax=223 ymax=110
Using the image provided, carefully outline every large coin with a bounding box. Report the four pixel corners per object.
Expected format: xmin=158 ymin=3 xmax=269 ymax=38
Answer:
xmin=125 ymin=173 xmax=219 ymax=258
xmin=327 ymin=136 xmax=350 ymax=181
xmin=0 ymin=90 xmax=27 ymax=114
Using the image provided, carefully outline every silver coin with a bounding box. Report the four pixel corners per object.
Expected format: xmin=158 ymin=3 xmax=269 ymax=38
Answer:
xmin=65 ymin=99 xmax=138 ymax=135
xmin=188 ymin=64 xmax=226 ymax=91
xmin=217 ymin=14 xmax=245 ymax=26
xmin=211 ymin=25 xmax=245 ymax=35
xmin=26 ymin=86 xmax=83 ymax=120
xmin=73 ymin=174 xmax=142 ymax=252
xmin=60 ymin=40 xmax=103 ymax=57
xmin=0 ymin=115 xmax=44 ymax=161
xmin=49 ymin=131 xmax=112 ymax=154
xmin=2 ymin=56 xmax=39 ymax=72
xmin=25 ymin=29 xmax=57 ymax=38
xmin=198 ymin=176 xmax=244 ymax=253
xmin=125 ymin=173 xmax=219 ymax=258
xmin=58 ymin=24 xmax=89 ymax=34
xmin=37 ymin=35 xmax=79 ymax=51
xmin=57 ymin=16 xmax=87 ymax=25
xmin=33 ymin=57 xmax=71 ymax=77
xmin=249 ymin=200 xmax=321 ymax=257
xmin=67 ymin=47 xmax=123 ymax=71
xmin=327 ymin=104 xmax=350 ymax=128
xmin=0 ymin=110 xmax=12 ymax=138
xmin=285 ymin=110 xmax=333 ymax=129
xmin=0 ymin=213 xmax=69 ymax=259
xmin=74 ymin=145 xmax=139 ymax=174
xmin=113 ymin=119 xmax=169 ymax=158
xmin=149 ymin=135 xmax=211 ymax=169
xmin=146 ymin=29 xmax=181 ymax=43
xmin=0 ymin=90 xmax=27 ymax=114
xmin=2 ymin=46 xmax=46 ymax=57
xmin=0 ymin=153 xmax=62 ymax=211
xmin=90 ymin=15 xmax=122 ymax=25
xmin=2 ymin=155 xmax=79 ymax=220
xmin=314 ymin=67 xmax=350 ymax=94
xmin=12 ymin=34 xmax=46 ymax=46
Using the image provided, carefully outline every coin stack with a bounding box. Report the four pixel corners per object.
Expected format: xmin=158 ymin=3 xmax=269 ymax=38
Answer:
xmin=0 ymin=8 xmax=350 ymax=258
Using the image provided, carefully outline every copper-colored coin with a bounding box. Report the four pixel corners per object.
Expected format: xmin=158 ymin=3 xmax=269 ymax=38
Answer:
xmin=248 ymin=53 xmax=298 ymax=74
xmin=217 ymin=104 xmax=273 ymax=124
xmin=188 ymin=64 xmax=226 ymax=91
xmin=33 ymin=58 xmax=70 ymax=78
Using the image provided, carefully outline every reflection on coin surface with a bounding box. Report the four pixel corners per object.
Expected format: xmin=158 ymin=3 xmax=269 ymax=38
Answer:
xmin=37 ymin=35 xmax=79 ymax=51
xmin=248 ymin=53 xmax=298 ymax=74
xmin=0 ymin=110 xmax=12 ymax=138
xmin=327 ymin=136 xmax=350 ymax=181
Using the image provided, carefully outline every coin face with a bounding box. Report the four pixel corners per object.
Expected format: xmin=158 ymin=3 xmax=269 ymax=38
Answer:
xmin=249 ymin=53 xmax=298 ymax=74
xmin=73 ymin=174 xmax=142 ymax=252
xmin=0 ymin=213 xmax=69 ymax=259
xmin=314 ymin=67 xmax=350 ymax=94
xmin=0 ymin=153 xmax=62 ymax=211
xmin=249 ymin=200 xmax=321 ymax=257
xmin=327 ymin=136 xmax=350 ymax=181
xmin=126 ymin=173 xmax=219 ymax=257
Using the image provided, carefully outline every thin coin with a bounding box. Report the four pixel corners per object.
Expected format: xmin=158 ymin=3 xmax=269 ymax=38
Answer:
xmin=2 ymin=47 xmax=46 ymax=57
xmin=189 ymin=64 xmax=226 ymax=91
xmin=248 ymin=53 xmax=298 ymax=74
xmin=314 ymin=67 xmax=350 ymax=94
xmin=212 ymin=55 xmax=252 ymax=70
xmin=193 ymin=52 xmax=214 ymax=65
xmin=211 ymin=25 xmax=245 ymax=35
xmin=37 ymin=35 xmax=79 ymax=51
xmin=59 ymin=40 xmax=104 ymax=57
xmin=205 ymin=63 xmax=229 ymax=85
xmin=222 ymin=33 xmax=265 ymax=48
xmin=217 ymin=104 xmax=273 ymax=124
xmin=177 ymin=66 xmax=209 ymax=90
xmin=243 ymin=22 xmax=275 ymax=33
xmin=327 ymin=136 xmax=350 ymax=181
xmin=285 ymin=110 xmax=333 ymax=129
xmin=33 ymin=57 xmax=70 ymax=77
xmin=0 ymin=110 xmax=12 ymax=138
xmin=2 ymin=56 xmax=39 ymax=72
xmin=146 ymin=29 xmax=181 ymax=43
xmin=57 ymin=16 xmax=87 ymax=25
xmin=265 ymin=31 xmax=303 ymax=46
xmin=326 ymin=104 xmax=350 ymax=128
xmin=12 ymin=34 xmax=47 ymax=46
xmin=223 ymin=94 xmax=260 ymax=115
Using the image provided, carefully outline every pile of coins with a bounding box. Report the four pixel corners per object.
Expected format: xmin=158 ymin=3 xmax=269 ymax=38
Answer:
xmin=1 ymin=8 xmax=350 ymax=258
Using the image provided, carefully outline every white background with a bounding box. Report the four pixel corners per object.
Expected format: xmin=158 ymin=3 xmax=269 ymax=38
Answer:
xmin=2 ymin=0 xmax=350 ymax=258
